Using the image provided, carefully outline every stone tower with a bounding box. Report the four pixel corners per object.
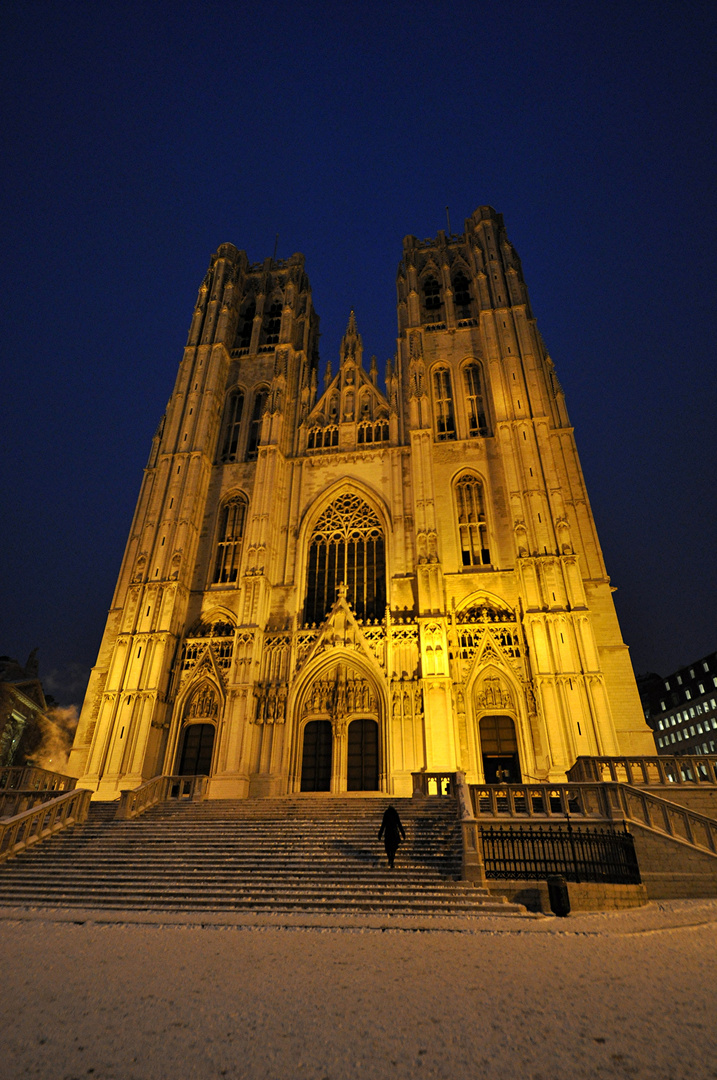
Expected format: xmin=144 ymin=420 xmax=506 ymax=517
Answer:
xmin=68 ymin=208 xmax=653 ymax=799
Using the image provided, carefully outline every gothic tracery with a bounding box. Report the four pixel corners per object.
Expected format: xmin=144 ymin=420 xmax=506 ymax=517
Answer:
xmin=184 ymin=684 xmax=219 ymax=720
xmin=304 ymin=493 xmax=386 ymax=624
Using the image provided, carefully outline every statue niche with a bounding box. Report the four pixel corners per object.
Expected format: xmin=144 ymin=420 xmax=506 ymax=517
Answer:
xmin=184 ymin=683 xmax=219 ymax=720
xmin=301 ymin=662 xmax=376 ymax=720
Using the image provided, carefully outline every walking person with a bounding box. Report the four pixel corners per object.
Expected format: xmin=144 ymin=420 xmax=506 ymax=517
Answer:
xmin=378 ymin=804 xmax=405 ymax=869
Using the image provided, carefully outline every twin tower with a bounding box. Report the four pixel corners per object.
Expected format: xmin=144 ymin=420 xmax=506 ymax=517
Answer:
xmin=68 ymin=206 xmax=653 ymax=798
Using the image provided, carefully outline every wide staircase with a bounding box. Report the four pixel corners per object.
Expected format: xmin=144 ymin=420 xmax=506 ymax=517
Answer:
xmin=0 ymin=796 xmax=520 ymax=916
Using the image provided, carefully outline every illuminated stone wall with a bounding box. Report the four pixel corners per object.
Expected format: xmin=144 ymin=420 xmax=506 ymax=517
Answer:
xmin=68 ymin=208 xmax=654 ymax=799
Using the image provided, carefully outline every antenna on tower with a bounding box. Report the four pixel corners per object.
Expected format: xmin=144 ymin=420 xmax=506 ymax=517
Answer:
xmin=445 ymin=206 xmax=451 ymax=235
xmin=273 ymin=234 xmax=279 ymax=261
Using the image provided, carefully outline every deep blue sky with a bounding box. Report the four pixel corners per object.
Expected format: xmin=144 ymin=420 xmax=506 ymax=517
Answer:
xmin=1 ymin=1 xmax=715 ymax=704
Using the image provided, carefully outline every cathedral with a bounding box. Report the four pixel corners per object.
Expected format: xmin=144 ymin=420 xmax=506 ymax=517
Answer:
xmin=68 ymin=206 xmax=654 ymax=800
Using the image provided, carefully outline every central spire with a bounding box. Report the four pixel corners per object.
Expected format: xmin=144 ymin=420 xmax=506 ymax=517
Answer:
xmin=340 ymin=309 xmax=363 ymax=368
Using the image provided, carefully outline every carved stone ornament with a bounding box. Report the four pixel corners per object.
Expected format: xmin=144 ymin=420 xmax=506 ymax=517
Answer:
xmin=300 ymin=578 xmax=386 ymax=671
xmin=475 ymin=675 xmax=513 ymax=711
xmin=184 ymin=683 xmax=219 ymax=720
xmin=253 ymin=682 xmax=288 ymax=725
xmin=390 ymin=677 xmax=423 ymax=722
xmin=302 ymin=662 xmax=377 ymax=720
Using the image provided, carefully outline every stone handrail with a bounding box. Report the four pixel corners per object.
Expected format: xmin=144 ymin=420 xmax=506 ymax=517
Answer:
xmin=115 ymin=775 xmax=208 ymax=821
xmin=469 ymin=781 xmax=717 ymax=858
xmin=0 ymin=787 xmax=92 ymax=863
xmin=0 ymin=766 xmax=78 ymax=792
xmin=0 ymin=790 xmax=66 ymax=820
xmin=470 ymin=783 xmax=612 ymax=820
xmin=454 ymin=770 xmax=486 ymax=885
xmin=411 ymin=771 xmax=456 ymax=797
xmin=607 ymin=783 xmax=717 ymax=856
xmin=567 ymin=755 xmax=717 ymax=786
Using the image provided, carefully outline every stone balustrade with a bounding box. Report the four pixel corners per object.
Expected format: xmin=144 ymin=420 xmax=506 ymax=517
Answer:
xmin=411 ymin=771 xmax=456 ymax=797
xmin=610 ymin=783 xmax=717 ymax=855
xmin=0 ymin=790 xmax=65 ymax=819
xmin=567 ymin=755 xmax=717 ymax=785
xmin=471 ymin=783 xmax=612 ymax=820
xmin=0 ymin=787 xmax=91 ymax=863
xmin=115 ymin=775 xmax=208 ymax=821
xmin=0 ymin=766 xmax=77 ymax=792
xmin=468 ymin=780 xmax=717 ymax=858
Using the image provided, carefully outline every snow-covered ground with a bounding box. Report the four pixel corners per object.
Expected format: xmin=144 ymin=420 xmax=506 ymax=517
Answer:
xmin=2 ymin=901 xmax=716 ymax=1079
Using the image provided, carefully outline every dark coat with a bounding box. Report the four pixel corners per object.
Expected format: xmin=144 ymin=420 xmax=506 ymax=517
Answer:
xmin=378 ymin=805 xmax=406 ymax=851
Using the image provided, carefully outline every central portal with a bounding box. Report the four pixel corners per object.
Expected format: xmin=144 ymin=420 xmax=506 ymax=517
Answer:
xmin=298 ymin=661 xmax=382 ymax=792
xmin=347 ymin=718 xmax=379 ymax=790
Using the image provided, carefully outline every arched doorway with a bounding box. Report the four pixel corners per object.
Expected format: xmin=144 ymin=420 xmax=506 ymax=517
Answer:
xmin=178 ymin=723 xmax=215 ymax=775
xmin=479 ymin=715 xmax=521 ymax=783
xmin=296 ymin=660 xmax=383 ymax=793
xmin=300 ymin=720 xmax=332 ymax=792
xmin=347 ymin=718 xmax=379 ymax=790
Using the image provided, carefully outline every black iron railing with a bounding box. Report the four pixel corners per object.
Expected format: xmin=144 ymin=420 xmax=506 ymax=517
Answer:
xmin=480 ymin=821 xmax=641 ymax=884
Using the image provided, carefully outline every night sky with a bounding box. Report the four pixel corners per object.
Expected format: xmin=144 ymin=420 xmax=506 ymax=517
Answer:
xmin=1 ymin=2 xmax=715 ymax=706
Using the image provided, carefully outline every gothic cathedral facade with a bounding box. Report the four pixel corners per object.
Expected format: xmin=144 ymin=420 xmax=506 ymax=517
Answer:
xmin=68 ymin=206 xmax=654 ymax=799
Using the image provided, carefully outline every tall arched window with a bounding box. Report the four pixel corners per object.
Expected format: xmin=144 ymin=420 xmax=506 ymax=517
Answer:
xmin=246 ymin=389 xmax=268 ymax=459
xmin=220 ymin=390 xmax=244 ymax=461
xmin=453 ymin=271 xmax=472 ymax=313
xmin=455 ymin=475 xmax=490 ymax=566
xmin=423 ymin=276 xmax=441 ymax=313
xmin=433 ymin=367 xmax=455 ymax=440
xmin=464 ymin=363 xmax=488 ymax=437
xmin=305 ymin=493 xmax=386 ymax=624
xmin=263 ymin=299 xmax=282 ymax=345
xmin=213 ymin=496 xmax=247 ymax=583
xmin=237 ymin=300 xmax=256 ymax=350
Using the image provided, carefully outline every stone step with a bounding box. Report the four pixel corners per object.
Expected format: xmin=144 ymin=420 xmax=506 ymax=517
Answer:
xmin=0 ymin=793 xmax=520 ymax=916
xmin=132 ymin=802 xmax=455 ymax=818
xmin=0 ymin=869 xmax=461 ymax=885
xmin=0 ymin=877 xmax=491 ymax=894
xmin=0 ymin=881 xmax=461 ymax=896
xmin=0 ymin=880 xmax=486 ymax=897
xmin=0 ymin=856 xmax=459 ymax=871
xmin=4 ymin=842 xmax=460 ymax=859
xmin=0 ymin=880 xmax=497 ymax=899
xmin=0 ymin=861 xmax=458 ymax=877
xmin=21 ymin=839 xmax=459 ymax=848
xmin=8 ymin=827 xmax=458 ymax=838
xmin=0 ymin=892 xmax=513 ymax=914
xmin=1 ymin=865 xmax=459 ymax=881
